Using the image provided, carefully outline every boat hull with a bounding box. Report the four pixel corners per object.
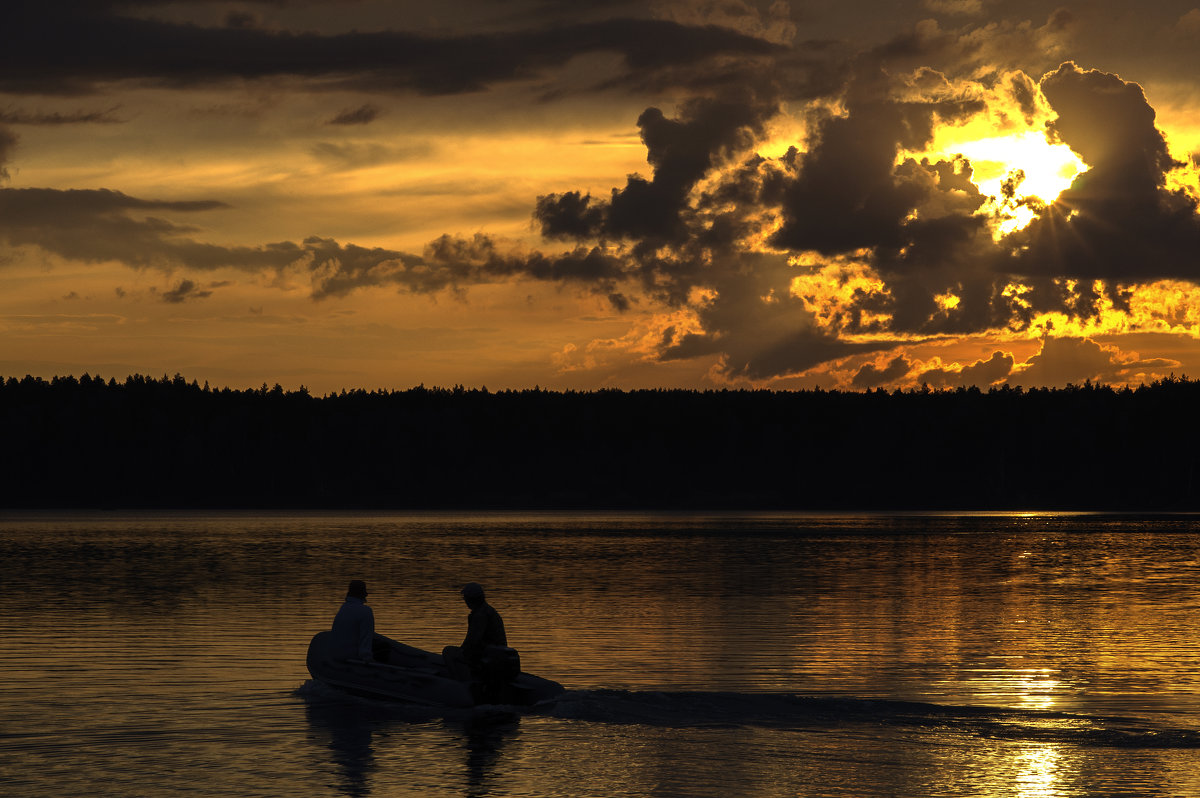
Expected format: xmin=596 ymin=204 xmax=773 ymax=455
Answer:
xmin=306 ymin=631 xmax=564 ymax=707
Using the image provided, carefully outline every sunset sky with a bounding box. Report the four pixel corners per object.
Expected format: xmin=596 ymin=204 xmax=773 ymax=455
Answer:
xmin=6 ymin=0 xmax=1200 ymax=392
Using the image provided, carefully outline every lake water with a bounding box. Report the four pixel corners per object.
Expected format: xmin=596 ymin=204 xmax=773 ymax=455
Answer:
xmin=3 ymin=512 xmax=1200 ymax=797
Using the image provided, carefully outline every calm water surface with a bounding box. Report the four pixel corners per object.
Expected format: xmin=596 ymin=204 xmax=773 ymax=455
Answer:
xmin=2 ymin=512 xmax=1200 ymax=796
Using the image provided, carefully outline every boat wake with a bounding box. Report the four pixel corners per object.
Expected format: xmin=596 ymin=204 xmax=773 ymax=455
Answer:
xmin=296 ymin=681 xmax=1200 ymax=749
xmin=548 ymin=689 xmax=1200 ymax=748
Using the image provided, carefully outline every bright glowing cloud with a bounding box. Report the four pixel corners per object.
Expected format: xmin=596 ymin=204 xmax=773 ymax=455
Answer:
xmin=950 ymin=131 xmax=1086 ymax=204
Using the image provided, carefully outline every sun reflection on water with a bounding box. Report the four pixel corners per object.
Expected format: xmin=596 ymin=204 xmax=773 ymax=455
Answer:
xmin=945 ymin=665 xmax=1063 ymax=712
xmin=1014 ymin=671 xmax=1061 ymax=713
xmin=1014 ymin=742 xmax=1063 ymax=798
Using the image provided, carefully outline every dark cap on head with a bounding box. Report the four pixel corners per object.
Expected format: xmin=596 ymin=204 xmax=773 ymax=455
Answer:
xmin=347 ymin=580 xmax=368 ymax=599
xmin=461 ymin=582 xmax=485 ymax=600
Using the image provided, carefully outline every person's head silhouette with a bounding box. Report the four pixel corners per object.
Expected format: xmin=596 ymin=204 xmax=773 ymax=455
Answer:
xmin=347 ymin=580 xmax=368 ymax=600
xmin=461 ymin=582 xmax=485 ymax=609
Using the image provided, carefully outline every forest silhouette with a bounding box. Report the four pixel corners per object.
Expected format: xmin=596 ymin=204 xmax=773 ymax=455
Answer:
xmin=2 ymin=373 xmax=1196 ymax=510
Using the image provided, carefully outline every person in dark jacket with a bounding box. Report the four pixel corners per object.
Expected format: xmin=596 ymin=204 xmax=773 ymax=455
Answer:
xmin=443 ymin=582 xmax=507 ymax=681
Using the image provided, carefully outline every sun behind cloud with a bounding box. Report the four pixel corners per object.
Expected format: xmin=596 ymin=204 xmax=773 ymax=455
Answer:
xmin=897 ymin=70 xmax=1090 ymax=238
xmin=953 ymin=130 xmax=1085 ymax=202
xmin=914 ymin=127 xmax=1088 ymax=237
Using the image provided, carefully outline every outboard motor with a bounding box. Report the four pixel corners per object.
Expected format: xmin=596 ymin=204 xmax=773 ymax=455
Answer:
xmin=481 ymin=645 xmax=521 ymax=681
xmin=467 ymin=645 xmax=522 ymax=704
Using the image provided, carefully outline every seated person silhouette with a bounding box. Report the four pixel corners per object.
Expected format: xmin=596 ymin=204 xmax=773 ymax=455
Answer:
xmin=330 ymin=579 xmax=378 ymax=663
xmin=443 ymin=582 xmax=512 ymax=684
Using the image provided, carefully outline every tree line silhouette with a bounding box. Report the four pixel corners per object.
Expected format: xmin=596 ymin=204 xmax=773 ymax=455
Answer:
xmin=1 ymin=372 xmax=1197 ymax=510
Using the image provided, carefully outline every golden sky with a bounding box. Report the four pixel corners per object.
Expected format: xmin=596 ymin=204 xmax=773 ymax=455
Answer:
xmin=5 ymin=0 xmax=1200 ymax=392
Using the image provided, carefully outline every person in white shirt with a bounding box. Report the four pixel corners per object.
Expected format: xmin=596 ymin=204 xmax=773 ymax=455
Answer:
xmin=330 ymin=579 xmax=375 ymax=662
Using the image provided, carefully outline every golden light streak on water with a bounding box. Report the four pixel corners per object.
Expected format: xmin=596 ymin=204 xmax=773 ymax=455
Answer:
xmin=1014 ymin=742 xmax=1064 ymax=798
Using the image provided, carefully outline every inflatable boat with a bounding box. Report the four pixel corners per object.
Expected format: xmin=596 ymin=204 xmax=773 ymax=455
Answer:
xmin=306 ymin=631 xmax=565 ymax=708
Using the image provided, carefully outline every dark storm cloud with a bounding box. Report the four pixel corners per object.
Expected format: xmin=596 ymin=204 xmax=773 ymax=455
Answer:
xmin=0 ymin=188 xmax=282 ymax=269
xmin=327 ymin=104 xmax=381 ymax=126
xmin=1006 ymin=63 xmax=1200 ymax=283
xmin=656 ymin=249 xmax=885 ymax=379
xmin=919 ymin=350 xmax=1013 ymax=388
xmin=6 ymin=2 xmax=782 ymax=95
xmin=868 ymin=9 xmax=1075 ymax=79
xmin=0 ymin=188 xmax=229 ymax=217
xmin=536 ymin=91 xmax=779 ymax=243
xmin=575 ymin=34 xmax=840 ymax=101
xmin=1009 ymin=337 xmax=1177 ymax=388
xmin=0 ymin=185 xmax=632 ymax=306
xmin=160 ymin=279 xmax=213 ymax=303
xmin=529 ymin=88 xmax=897 ymax=379
xmin=756 ymin=62 xmax=1014 ymax=339
xmin=661 ymin=298 xmax=883 ymax=379
xmin=855 ymin=172 xmax=1010 ymax=337
xmin=770 ymin=64 xmax=986 ymax=253
xmin=852 ymin=355 xmax=911 ymax=388
xmin=306 ymin=233 xmax=631 ymax=303
xmin=0 ymin=186 xmax=340 ymax=274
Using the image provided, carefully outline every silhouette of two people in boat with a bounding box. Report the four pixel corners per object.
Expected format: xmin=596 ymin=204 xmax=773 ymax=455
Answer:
xmin=331 ymin=579 xmax=517 ymax=688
